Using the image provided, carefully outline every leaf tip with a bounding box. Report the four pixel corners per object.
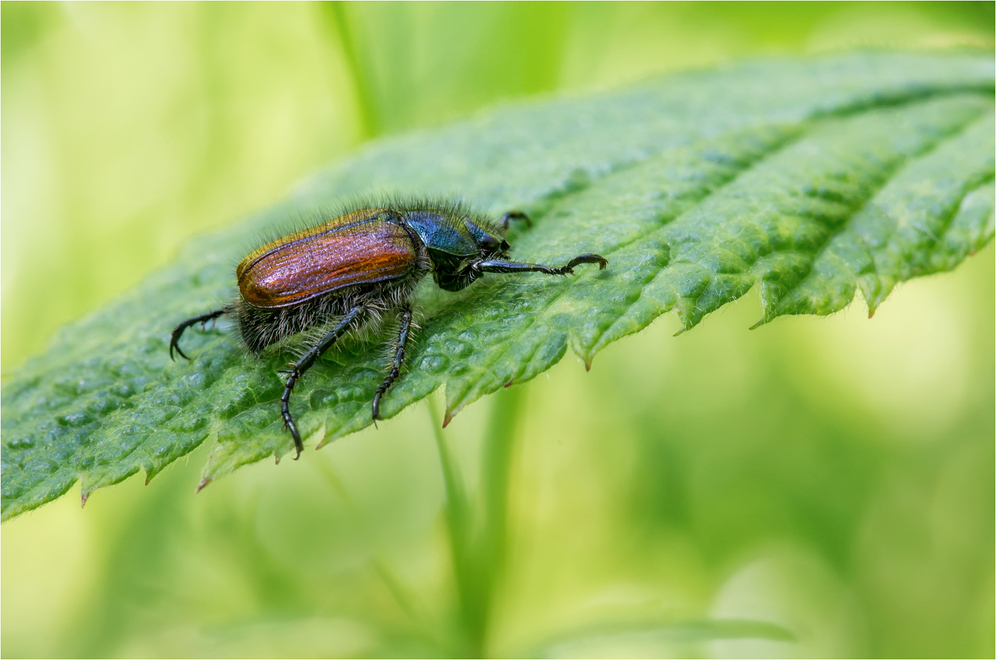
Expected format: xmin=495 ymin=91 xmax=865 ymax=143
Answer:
xmin=312 ymin=424 xmax=332 ymax=450
xmin=195 ymin=478 xmax=212 ymax=494
xmin=442 ymin=411 xmax=453 ymax=428
xmin=80 ymin=490 xmax=89 ymax=508
xmin=504 ymin=379 xmax=514 ymax=388
xmin=584 ymin=359 xmax=592 ymax=372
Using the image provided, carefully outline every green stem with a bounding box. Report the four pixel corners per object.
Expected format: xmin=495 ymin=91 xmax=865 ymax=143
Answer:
xmin=313 ymin=457 xmax=420 ymax=621
xmin=314 ymin=455 xmax=467 ymax=653
xmin=426 ymin=394 xmax=476 ymax=651
xmin=474 ymin=385 xmax=524 ymax=654
xmin=429 ymin=387 xmax=524 ymax=656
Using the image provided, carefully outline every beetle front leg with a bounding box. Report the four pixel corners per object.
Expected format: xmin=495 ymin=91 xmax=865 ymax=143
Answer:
xmin=472 ymin=253 xmax=607 ymax=277
xmin=280 ymin=306 xmax=364 ymax=459
xmin=372 ymin=305 xmax=414 ymax=420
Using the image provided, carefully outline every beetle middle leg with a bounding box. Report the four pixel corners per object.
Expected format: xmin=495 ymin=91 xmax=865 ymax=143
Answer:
xmin=280 ymin=305 xmax=364 ymax=459
xmin=372 ymin=305 xmax=414 ymax=420
xmin=170 ymin=308 xmax=227 ymax=361
xmin=472 ymin=253 xmax=607 ymax=277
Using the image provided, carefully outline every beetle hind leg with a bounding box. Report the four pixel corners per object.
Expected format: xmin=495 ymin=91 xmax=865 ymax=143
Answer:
xmin=372 ymin=305 xmax=414 ymax=420
xmin=170 ymin=309 xmax=227 ymax=361
xmin=280 ymin=306 xmax=365 ymax=458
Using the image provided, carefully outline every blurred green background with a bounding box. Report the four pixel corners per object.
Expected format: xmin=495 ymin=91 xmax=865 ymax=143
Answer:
xmin=2 ymin=2 xmax=993 ymax=657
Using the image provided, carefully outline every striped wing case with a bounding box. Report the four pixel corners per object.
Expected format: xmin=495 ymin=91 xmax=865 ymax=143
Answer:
xmin=237 ymin=210 xmax=417 ymax=308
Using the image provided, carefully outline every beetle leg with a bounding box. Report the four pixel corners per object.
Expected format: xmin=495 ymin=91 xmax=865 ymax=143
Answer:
xmin=170 ymin=309 xmax=226 ymax=361
xmin=280 ymin=306 xmax=364 ymax=459
xmin=472 ymin=253 xmax=607 ymax=277
xmin=499 ymin=210 xmax=532 ymax=231
xmin=372 ymin=305 xmax=414 ymax=420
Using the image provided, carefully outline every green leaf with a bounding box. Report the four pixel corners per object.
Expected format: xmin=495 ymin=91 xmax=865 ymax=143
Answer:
xmin=2 ymin=52 xmax=993 ymax=521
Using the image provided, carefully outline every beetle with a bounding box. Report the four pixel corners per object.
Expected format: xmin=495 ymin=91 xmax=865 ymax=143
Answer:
xmin=169 ymin=200 xmax=607 ymax=458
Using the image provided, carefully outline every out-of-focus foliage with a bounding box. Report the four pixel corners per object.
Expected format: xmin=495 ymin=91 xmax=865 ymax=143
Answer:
xmin=2 ymin=53 xmax=993 ymax=521
xmin=2 ymin=2 xmax=993 ymax=658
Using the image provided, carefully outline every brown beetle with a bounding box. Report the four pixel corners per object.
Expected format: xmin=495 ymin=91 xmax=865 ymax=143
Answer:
xmin=170 ymin=201 xmax=606 ymax=458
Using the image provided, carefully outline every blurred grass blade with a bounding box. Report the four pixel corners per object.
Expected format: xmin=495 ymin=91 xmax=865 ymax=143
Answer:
xmin=322 ymin=2 xmax=378 ymax=139
xmin=2 ymin=52 xmax=993 ymax=521
xmin=425 ymin=395 xmax=474 ymax=640
xmin=526 ymin=617 xmax=796 ymax=657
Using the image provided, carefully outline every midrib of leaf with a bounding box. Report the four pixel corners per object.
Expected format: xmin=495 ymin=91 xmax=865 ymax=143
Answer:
xmin=2 ymin=53 xmax=993 ymax=521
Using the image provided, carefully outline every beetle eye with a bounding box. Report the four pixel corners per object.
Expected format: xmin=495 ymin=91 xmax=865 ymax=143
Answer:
xmin=500 ymin=240 xmax=510 ymax=251
xmin=481 ymin=236 xmax=501 ymax=251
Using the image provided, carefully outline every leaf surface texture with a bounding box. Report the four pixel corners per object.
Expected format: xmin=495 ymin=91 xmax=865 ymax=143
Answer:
xmin=2 ymin=53 xmax=993 ymax=519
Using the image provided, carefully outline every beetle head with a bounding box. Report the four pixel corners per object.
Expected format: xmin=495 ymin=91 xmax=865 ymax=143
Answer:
xmin=464 ymin=216 xmax=511 ymax=259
